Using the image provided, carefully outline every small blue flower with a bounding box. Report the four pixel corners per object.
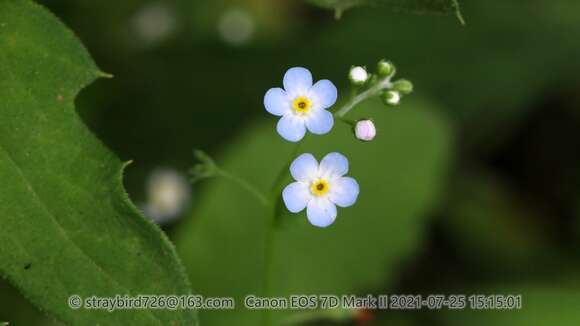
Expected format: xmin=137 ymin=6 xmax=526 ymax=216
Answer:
xmin=264 ymin=67 xmax=338 ymax=142
xmin=282 ymin=152 xmax=359 ymax=227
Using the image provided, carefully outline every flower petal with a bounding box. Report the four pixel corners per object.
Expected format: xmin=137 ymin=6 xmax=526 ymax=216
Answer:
xmin=306 ymin=198 xmax=337 ymax=228
xmin=319 ymin=152 xmax=349 ymax=178
xmin=283 ymin=67 xmax=313 ymax=96
xmin=329 ymin=177 xmax=359 ymax=207
xmin=282 ymin=182 xmax=311 ymax=213
xmin=277 ymin=114 xmax=306 ymax=142
xmin=305 ymin=109 xmax=334 ymax=135
xmin=289 ymin=153 xmax=318 ymax=182
xmin=310 ymin=79 xmax=338 ymax=109
xmin=264 ymin=87 xmax=289 ymax=116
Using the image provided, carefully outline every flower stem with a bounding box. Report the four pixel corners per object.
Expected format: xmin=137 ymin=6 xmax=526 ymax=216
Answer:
xmin=262 ymin=142 xmax=301 ymax=326
xmin=191 ymin=149 xmax=270 ymax=206
xmin=333 ymin=76 xmax=392 ymax=119
xmin=261 ymin=208 xmax=276 ymax=326
xmin=217 ymin=169 xmax=270 ymax=206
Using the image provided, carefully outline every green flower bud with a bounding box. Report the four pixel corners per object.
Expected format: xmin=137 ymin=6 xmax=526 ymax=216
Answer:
xmin=392 ymin=79 xmax=413 ymax=95
xmin=377 ymin=60 xmax=395 ymax=77
xmin=381 ymin=90 xmax=401 ymax=106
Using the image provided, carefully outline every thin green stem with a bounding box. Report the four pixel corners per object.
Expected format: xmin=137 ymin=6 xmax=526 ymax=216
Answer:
xmin=269 ymin=143 xmax=302 ymax=196
xmin=217 ymin=169 xmax=269 ymax=206
xmin=336 ymin=116 xmax=356 ymax=127
xmin=333 ymin=77 xmax=392 ymax=119
xmin=261 ymin=209 xmax=276 ymax=326
xmin=262 ymin=142 xmax=301 ymax=326
xmin=192 ymin=149 xmax=269 ymax=206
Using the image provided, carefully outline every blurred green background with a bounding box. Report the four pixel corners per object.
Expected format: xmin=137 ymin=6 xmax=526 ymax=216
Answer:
xmin=2 ymin=0 xmax=580 ymax=325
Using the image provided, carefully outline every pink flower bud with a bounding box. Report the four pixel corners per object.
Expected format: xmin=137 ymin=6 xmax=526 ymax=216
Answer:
xmin=354 ymin=120 xmax=376 ymax=141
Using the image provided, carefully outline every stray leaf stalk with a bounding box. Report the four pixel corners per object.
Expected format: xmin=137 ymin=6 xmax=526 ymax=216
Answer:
xmin=190 ymin=150 xmax=269 ymax=206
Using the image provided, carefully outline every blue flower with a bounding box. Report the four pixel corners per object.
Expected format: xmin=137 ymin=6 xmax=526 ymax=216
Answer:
xmin=264 ymin=67 xmax=338 ymax=142
xmin=282 ymin=152 xmax=359 ymax=227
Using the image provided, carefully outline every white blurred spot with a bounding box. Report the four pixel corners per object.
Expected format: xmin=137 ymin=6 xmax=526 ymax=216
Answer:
xmin=132 ymin=2 xmax=177 ymax=45
xmin=218 ymin=8 xmax=255 ymax=46
xmin=143 ymin=169 xmax=191 ymax=224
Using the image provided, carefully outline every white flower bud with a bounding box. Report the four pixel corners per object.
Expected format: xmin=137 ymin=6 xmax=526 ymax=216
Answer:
xmin=349 ymin=66 xmax=369 ymax=85
xmin=354 ymin=119 xmax=376 ymax=141
xmin=382 ymin=90 xmax=401 ymax=106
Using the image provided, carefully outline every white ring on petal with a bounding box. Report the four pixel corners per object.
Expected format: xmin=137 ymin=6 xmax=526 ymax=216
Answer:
xmin=319 ymin=152 xmax=349 ymax=178
xmin=277 ymin=114 xmax=306 ymax=142
xmin=264 ymin=88 xmax=289 ymax=116
xmin=289 ymin=153 xmax=318 ymax=182
xmin=283 ymin=67 xmax=313 ymax=97
xmin=282 ymin=182 xmax=311 ymax=213
xmin=310 ymin=79 xmax=338 ymax=109
xmin=305 ymin=109 xmax=334 ymax=135
xmin=306 ymin=198 xmax=337 ymax=228
xmin=329 ymin=177 xmax=359 ymax=207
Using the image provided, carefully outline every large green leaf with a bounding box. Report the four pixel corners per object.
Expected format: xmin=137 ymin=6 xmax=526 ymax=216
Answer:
xmin=175 ymin=100 xmax=452 ymax=325
xmin=0 ymin=1 xmax=196 ymax=325
xmin=307 ymin=0 xmax=464 ymax=22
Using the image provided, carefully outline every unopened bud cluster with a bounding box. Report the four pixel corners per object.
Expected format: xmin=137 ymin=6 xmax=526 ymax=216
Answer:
xmin=345 ymin=59 xmax=415 ymax=142
xmin=376 ymin=61 xmax=412 ymax=107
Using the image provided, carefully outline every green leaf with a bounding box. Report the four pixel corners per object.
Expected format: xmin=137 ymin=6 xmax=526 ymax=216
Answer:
xmin=0 ymin=1 xmax=196 ymax=325
xmin=307 ymin=0 xmax=464 ymax=23
xmin=175 ymin=99 xmax=452 ymax=325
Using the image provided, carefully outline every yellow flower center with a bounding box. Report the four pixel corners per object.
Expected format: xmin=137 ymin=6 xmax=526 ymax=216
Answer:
xmin=292 ymin=96 xmax=312 ymax=115
xmin=310 ymin=179 xmax=330 ymax=197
